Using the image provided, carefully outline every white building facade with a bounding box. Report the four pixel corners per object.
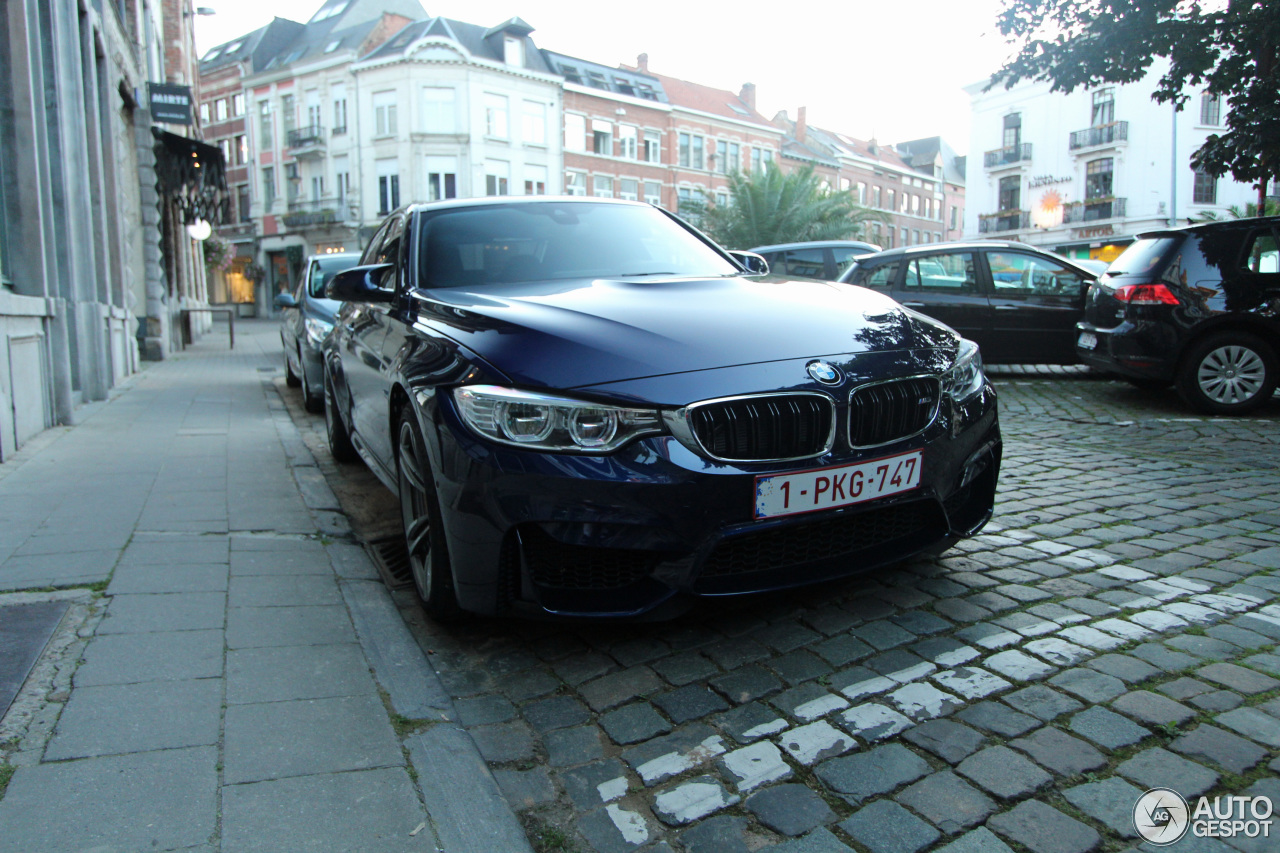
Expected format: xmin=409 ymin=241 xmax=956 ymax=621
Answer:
xmin=964 ymin=64 xmax=1258 ymax=264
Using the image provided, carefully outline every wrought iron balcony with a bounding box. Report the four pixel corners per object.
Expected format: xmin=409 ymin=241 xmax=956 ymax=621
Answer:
xmin=983 ymin=143 xmax=1032 ymax=169
xmin=1063 ymin=197 xmax=1127 ymax=223
xmin=978 ymin=210 xmax=1030 ymax=233
xmin=286 ymin=124 xmax=326 ymax=157
xmin=1069 ymin=121 xmax=1128 ymax=150
xmin=281 ymin=197 xmax=353 ymax=229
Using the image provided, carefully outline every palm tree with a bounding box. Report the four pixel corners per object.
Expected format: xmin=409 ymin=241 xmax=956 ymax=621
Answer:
xmin=688 ymin=163 xmax=887 ymax=250
xmin=1191 ymin=199 xmax=1280 ymax=223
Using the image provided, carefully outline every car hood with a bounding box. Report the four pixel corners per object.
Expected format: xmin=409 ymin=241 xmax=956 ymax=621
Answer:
xmin=412 ymin=276 xmax=957 ymax=391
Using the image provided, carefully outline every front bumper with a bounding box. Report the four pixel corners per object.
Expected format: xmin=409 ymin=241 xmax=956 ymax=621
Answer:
xmin=430 ymin=385 xmax=1001 ymax=617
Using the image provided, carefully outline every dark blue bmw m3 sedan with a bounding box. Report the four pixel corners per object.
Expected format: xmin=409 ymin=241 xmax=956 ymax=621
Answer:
xmin=322 ymin=198 xmax=1001 ymax=618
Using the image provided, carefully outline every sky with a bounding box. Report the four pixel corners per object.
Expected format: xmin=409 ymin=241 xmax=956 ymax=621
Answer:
xmin=194 ymin=0 xmax=1018 ymax=155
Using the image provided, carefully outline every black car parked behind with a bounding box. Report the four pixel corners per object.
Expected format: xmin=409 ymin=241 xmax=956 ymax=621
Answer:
xmin=1075 ymin=216 xmax=1280 ymax=414
xmin=838 ymin=241 xmax=1098 ymax=364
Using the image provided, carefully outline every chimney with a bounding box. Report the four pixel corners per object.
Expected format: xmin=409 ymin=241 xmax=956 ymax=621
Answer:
xmin=796 ymin=106 xmax=807 ymax=143
xmin=637 ymin=53 xmax=648 ymax=73
xmin=739 ymin=82 xmax=756 ymax=111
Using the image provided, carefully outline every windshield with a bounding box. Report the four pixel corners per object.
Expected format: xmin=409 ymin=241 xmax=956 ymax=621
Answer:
xmin=1106 ymin=237 xmax=1179 ymax=277
xmin=308 ymin=255 xmax=360 ymax=298
xmin=418 ymin=202 xmax=739 ymax=287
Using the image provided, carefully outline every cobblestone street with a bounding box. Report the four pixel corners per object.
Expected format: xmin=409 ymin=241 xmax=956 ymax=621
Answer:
xmin=293 ymin=372 xmax=1280 ymax=853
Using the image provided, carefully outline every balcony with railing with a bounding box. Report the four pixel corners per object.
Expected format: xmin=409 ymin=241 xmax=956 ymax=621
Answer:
xmin=983 ymin=143 xmax=1033 ymax=169
xmin=281 ymin=197 xmax=354 ymax=230
xmin=978 ymin=209 xmax=1030 ymax=233
xmin=286 ymin=124 xmax=326 ymax=158
xmin=1062 ymin=197 xmax=1127 ymax=223
xmin=1069 ymin=121 xmax=1128 ymax=151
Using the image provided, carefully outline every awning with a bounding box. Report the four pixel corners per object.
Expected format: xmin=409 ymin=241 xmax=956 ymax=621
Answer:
xmin=152 ymin=128 xmax=227 ymax=225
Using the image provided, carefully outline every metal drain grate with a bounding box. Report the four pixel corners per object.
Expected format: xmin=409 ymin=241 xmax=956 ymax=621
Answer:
xmin=365 ymin=535 xmax=414 ymax=590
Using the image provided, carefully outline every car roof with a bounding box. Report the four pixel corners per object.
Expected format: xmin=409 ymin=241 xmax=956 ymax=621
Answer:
xmin=396 ymin=195 xmax=654 ymax=217
xmin=750 ymin=240 xmax=880 ymax=253
xmin=1135 ymin=214 xmax=1280 ymax=241
xmin=306 ymin=252 xmax=361 ymax=261
xmin=839 ymin=239 xmax=1094 ymax=280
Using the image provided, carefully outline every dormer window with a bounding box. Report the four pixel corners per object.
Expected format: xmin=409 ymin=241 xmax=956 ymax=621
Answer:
xmin=504 ymin=35 xmax=523 ymax=67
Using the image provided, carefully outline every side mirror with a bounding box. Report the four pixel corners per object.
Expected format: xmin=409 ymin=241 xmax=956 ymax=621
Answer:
xmin=274 ymin=292 xmax=298 ymax=308
xmin=327 ymin=264 xmax=395 ymax=303
xmin=728 ymin=250 xmax=770 ymax=276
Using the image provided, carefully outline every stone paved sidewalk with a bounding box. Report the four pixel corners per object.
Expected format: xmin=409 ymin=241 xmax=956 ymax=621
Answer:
xmin=289 ymin=372 xmax=1280 ymax=853
xmin=0 ymin=320 xmax=532 ymax=853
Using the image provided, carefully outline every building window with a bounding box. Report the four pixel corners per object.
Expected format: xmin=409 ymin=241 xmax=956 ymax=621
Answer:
xmin=503 ymin=35 xmax=523 ymax=66
xmin=565 ymin=114 xmax=586 ymax=152
xmin=232 ymin=93 xmax=245 ymax=116
xmin=728 ymin=143 xmax=739 ymax=173
xmin=1091 ymin=88 xmax=1115 ymax=126
xmin=1085 ymin=157 xmax=1114 ymax=199
xmin=873 ymin=186 xmax=882 ymax=208
xmin=1193 ymin=169 xmax=1217 ymax=204
xmin=262 ymin=166 xmax=276 ymax=208
xmin=644 ymin=180 xmax=662 ymax=206
xmin=751 ymin=147 xmax=761 ymax=173
xmin=593 ymin=175 xmax=613 ymax=197
xmin=619 ymin=178 xmax=638 ymax=201
xmin=619 ymin=125 xmax=637 ymax=160
xmin=522 ymin=100 xmax=546 ymax=146
xmin=200 ymin=102 xmax=210 ymax=123
xmin=855 ymin=182 xmax=866 ymax=205
xmin=566 ymin=171 xmax=587 ymax=196
xmin=998 ymin=176 xmax=1021 ymax=211
xmin=950 ymin=205 xmax=958 ymax=229
xmin=377 ymin=159 xmax=400 ymax=213
xmin=902 ymin=228 xmax=910 ymax=246
xmin=334 ymin=156 xmax=350 ymax=205
xmin=524 ymin=164 xmax=548 ymax=195
xmin=762 ymin=149 xmax=773 ymax=168
xmin=258 ymin=101 xmax=273 ymax=149
xmin=284 ymin=162 xmax=300 ymax=202
xmin=426 ymin=156 xmax=457 ymax=201
xmin=484 ymin=94 xmax=508 ymax=140
xmin=886 ymin=189 xmax=896 ymax=212
xmin=679 ymin=133 xmax=691 ymax=168
xmin=373 ymin=91 xmax=397 ymax=137
xmin=644 ymin=131 xmax=661 ymax=163
xmin=485 ymin=160 xmax=510 ymax=195
xmin=1002 ymin=113 xmax=1020 ymax=150
xmin=237 ymin=184 xmax=251 ymax=222
xmin=1200 ymin=93 xmax=1222 ymax=126
xmin=216 ymin=99 xmax=230 ymax=122
xmin=422 ymin=87 xmax=455 ymax=134
xmin=332 ymin=85 xmax=348 ymax=134
xmin=910 ymin=194 xmax=920 ymax=216
xmin=234 ymin=135 xmax=247 ymax=165
xmin=716 ymin=140 xmax=728 ymax=173
xmin=592 ymin=119 xmax=613 ymax=156
xmin=280 ymin=94 xmax=296 ymax=139
xmin=691 ymin=136 xmax=704 ymax=170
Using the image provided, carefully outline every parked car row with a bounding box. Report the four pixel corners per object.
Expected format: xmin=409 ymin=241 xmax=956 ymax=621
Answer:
xmin=275 ymin=202 xmax=1276 ymax=623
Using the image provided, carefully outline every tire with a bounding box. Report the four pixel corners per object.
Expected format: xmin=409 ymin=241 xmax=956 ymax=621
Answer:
xmin=300 ymin=348 xmax=324 ymax=414
xmin=396 ymin=408 xmax=461 ymax=620
xmin=1176 ymin=332 xmax=1277 ymax=415
xmin=284 ymin=348 xmax=301 ymax=387
xmin=324 ymin=367 xmax=358 ymax=463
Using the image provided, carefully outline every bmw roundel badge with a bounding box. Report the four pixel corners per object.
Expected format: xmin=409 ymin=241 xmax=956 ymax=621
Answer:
xmin=807 ymin=361 xmax=842 ymax=385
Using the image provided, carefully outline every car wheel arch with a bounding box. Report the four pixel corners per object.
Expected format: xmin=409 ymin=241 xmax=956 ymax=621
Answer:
xmin=1175 ymin=327 xmax=1278 ymax=414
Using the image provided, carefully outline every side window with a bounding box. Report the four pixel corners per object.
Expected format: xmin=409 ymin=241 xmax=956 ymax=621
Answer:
xmin=1244 ymin=231 xmax=1279 ymax=273
xmin=832 ymin=247 xmax=871 ymax=279
xmin=779 ymin=248 xmax=826 ymax=279
xmin=851 ymin=261 xmax=899 ymax=292
xmin=904 ymin=253 xmax=977 ymax=293
xmin=361 ymin=221 xmax=392 ymax=265
xmin=304 ymin=262 xmax=321 ymax=298
xmin=988 ymin=251 xmax=1084 ymax=295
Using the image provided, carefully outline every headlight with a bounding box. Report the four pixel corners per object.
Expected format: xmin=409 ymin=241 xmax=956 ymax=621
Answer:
xmin=304 ymin=317 xmax=334 ymax=346
xmin=944 ymin=339 xmax=985 ymax=402
xmin=453 ymin=385 xmax=665 ymax=453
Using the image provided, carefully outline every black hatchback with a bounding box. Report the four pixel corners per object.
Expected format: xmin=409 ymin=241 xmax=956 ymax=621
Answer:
xmin=1075 ymin=217 xmax=1280 ymax=414
xmin=838 ymin=241 xmax=1097 ymax=364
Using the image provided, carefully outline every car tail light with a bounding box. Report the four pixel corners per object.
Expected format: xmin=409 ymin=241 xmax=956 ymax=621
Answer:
xmin=1113 ymin=283 xmax=1179 ymax=305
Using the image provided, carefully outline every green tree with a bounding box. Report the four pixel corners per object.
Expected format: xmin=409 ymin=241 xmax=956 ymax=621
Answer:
xmin=689 ymin=163 xmax=886 ymax=250
xmin=990 ymin=0 xmax=1280 ymax=210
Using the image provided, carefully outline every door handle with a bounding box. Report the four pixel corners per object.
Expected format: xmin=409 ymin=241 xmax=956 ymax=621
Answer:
xmin=994 ymin=305 xmax=1019 ymax=311
xmin=902 ymin=302 xmax=926 ymax=308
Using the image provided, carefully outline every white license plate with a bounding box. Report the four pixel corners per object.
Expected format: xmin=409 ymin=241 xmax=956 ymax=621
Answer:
xmin=1078 ymin=331 xmax=1098 ymax=350
xmin=754 ymin=450 xmax=922 ymax=519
